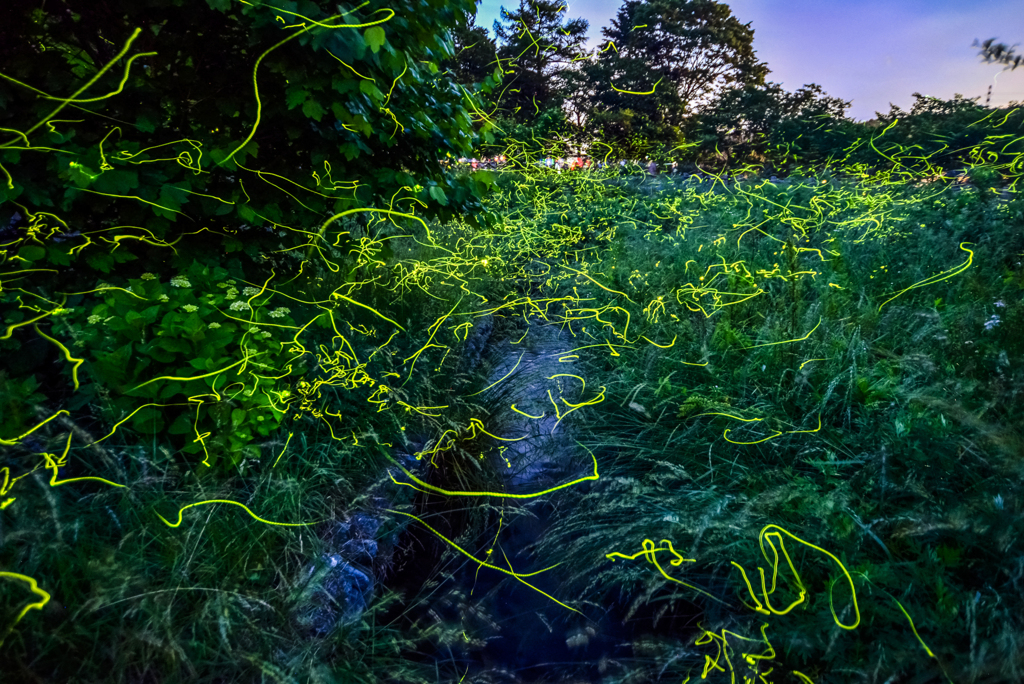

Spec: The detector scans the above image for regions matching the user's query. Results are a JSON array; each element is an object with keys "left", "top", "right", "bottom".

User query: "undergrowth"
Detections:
[{"left": 3, "top": 135, "right": 1024, "bottom": 683}]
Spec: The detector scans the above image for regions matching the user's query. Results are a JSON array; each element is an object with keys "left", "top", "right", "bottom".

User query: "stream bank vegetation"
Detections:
[
  {"left": 5, "top": 123, "right": 1023, "bottom": 682},
  {"left": 2, "top": 3, "right": 1024, "bottom": 682}
]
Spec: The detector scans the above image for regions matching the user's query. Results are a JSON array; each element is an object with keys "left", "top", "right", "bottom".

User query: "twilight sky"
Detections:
[{"left": 472, "top": 0, "right": 1024, "bottom": 122}]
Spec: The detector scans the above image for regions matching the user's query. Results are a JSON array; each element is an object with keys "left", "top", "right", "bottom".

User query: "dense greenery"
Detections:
[
  {"left": 492, "top": 0, "right": 588, "bottom": 125},
  {"left": 2, "top": 1, "right": 1024, "bottom": 683},
  {"left": 0, "top": 0, "right": 508, "bottom": 467}
]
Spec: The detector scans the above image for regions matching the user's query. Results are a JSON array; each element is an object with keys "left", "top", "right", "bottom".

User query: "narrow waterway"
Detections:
[
  {"left": 367, "top": 314, "right": 605, "bottom": 682},
  {"left": 380, "top": 314, "right": 681, "bottom": 683}
]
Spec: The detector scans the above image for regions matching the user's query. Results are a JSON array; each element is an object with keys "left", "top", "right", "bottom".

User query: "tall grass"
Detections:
[{"left": 3, "top": 143, "right": 1023, "bottom": 683}]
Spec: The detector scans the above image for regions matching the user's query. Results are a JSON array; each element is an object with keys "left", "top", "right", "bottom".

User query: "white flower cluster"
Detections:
[
  {"left": 229, "top": 300, "right": 250, "bottom": 311},
  {"left": 984, "top": 315, "right": 1001, "bottom": 330},
  {"left": 267, "top": 307, "right": 291, "bottom": 318},
  {"left": 242, "top": 286, "right": 261, "bottom": 296},
  {"left": 158, "top": 294, "right": 170, "bottom": 302},
  {"left": 224, "top": 287, "right": 238, "bottom": 300},
  {"left": 208, "top": 322, "right": 222, "bottom": 329},
  {"left": 170, "top": 276, "right": 192, "bottom": 288},
  {"left": 140, "top": 273, "right": 157, "bottom": 280},
  {"left": 87, "top": 314, "right": 102, "bottom": 325},
  {"left": 182, "top": 304, "right": 199, "bottom": 313}
]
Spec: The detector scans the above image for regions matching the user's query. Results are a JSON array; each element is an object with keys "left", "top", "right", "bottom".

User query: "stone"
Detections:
[
  {"left": 340, "top": 538, "right": 378, "bottom": 564},
  {"left": 291, "top": 553, "right": 374, "bottom": 636}
]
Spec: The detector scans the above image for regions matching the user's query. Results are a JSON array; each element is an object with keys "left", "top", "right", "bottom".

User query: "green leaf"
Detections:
[
  {"left": 94, "top": 343, "right": 134, "bottom": 387},
  {"left": 231, "top": 408, "right": 247, "bottom": 428},
  {"left": 93, "top": 169, "right": 139, "bottom": 195},
  {"left": 210, "top": 147, "right": 238, "bottom": 172},
  {"left": 140, "top": 343, "right": 176, "bottom": 363},
  {"left": 167, "top": 411, "right": 194, "bottom": 435},
  {"left": 156, "top": 337, "right": 191, "bottom": 354},
  {"left": 142, "top": 305, "right": 162, "bottom": 323},
  {"left": 301, "top": 97, "right": 326, "bottom": 122},
  {"left": 126, "top": 309, "right": 146, "bottom": 328},
  {"left": 131, "top": 406, "right": 165, "bottom": 434},
  {"left": 359, "top": 79, "right": 384, "bottom": 102},
  {"left": 237, "top": 204, "right": 257, "bottom": 223},
  {"left": 428, "top": 185, "right": 448, "bottom": 206},
  {"left": 155, "top": 184, "right": 188, "bottom": 221},
  {"left": 135, "top": 113, "right": 159, "bottom": 134},
  {"left": 181, "top": 313, "right": 204, "bottom": 337},
  {"left": 285, "top": 86, "right": 308, "bottom": 110},
  {"left": 233, "top": 138, "right": 259, "bottom": 165},
  {"left": 68, "top": 161, "right": 99, "bottom": 188},
  {"left": 364, "top": 26, "right": 386, "bottom": 54},
  {"left": 470, "top": 170, "right": 497, "bottom": 188},
  {"left": 85, "top": 251, "right": 115, "bottom": 273},
  {"left": 17, "top": 245, "right": 45, "bottom": 262},
  {"left": 46, "top": 244, "right": 73, "bottom": 267}
]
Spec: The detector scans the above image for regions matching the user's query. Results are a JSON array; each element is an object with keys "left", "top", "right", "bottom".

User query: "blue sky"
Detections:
[{"left": 472, "top": 0, "right": 1024, "bottom": 122}]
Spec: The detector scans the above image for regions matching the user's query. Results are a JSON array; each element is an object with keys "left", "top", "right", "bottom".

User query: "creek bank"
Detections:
[
  {"left": 287, "top": 303, "right": 703, "bottom": 681},
  {"left": 288, "top": 313, "right": 495, "bottom": 638}
]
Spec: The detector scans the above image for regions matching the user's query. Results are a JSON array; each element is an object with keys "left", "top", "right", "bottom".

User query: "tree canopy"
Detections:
[
  {"left": 0, "top": 0, "right": 503, "bottom": 251},
  {"left": 592, "top": 0, "right": 768, "bottom": 121},
  {"left": 492, "top": 0, "right": 589, "bottom": 123},
  {"left": 537, "top": 0, "right": 769, "bottom": 158},
  {"left": 442, "top": 6, "right": 500, "bottom": 86},
  {"left": 0, "top": 0, "right": 506, "bottom": 464}
]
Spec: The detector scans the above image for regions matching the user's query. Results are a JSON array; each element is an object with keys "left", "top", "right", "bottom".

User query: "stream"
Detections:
[
  {"left": 371, "top": 315, "right": 698, "bottom": 682},
  {"left": 286, "top": 309, "right": 704, "bottom": 680}
]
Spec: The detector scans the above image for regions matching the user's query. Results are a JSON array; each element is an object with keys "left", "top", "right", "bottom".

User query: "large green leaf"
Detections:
[
  {"left": 364, "top": 26, "right": 386, "bottom": 53},
  {"left": 428, "top": 185, "right": 448, "bottom": 205},
  {"left": 131, "top": 406, "right": 165, "bottom": 434},
  {"left": 134, "top": 112, "right": 160, "bottom": 133},
  {"left": 67, "top": 161, "right": 99, "bottom": 188},
  {"left": 285, "top": 86, "right": 308, "bottom": 110},
  {"left": 93, "top": 169, "right": 140, "bottom": 195},
  {"left": 17, "top": 245, "right": 45, "bottom": 262},
  {"left": 159, "top": 184, "right": 187, "bottom": 210},
  {"left": 359, "top": 79, "right": 384, "bottom": 103},
  {"left": 301, "top": 97, "right": 326, "bottom": 122}
]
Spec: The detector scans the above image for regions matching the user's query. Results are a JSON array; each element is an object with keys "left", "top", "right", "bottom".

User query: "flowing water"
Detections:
[
  {"left": 294, "top": 314, "right": 699, "bottom": 681},
  {"left": 378, "top": 315, "right": 688, "bottom": 683}
]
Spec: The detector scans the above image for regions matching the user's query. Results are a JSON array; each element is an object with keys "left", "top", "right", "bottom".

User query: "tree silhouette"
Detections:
[
  {"left": 492, "top": 0, "right": 589, "bottom": 123},
  {"left": 442, "top": 9, "right": 500, "bottom": 86},
  {"left": 594, "top": 0, "right": 769, "bottom": 121}
]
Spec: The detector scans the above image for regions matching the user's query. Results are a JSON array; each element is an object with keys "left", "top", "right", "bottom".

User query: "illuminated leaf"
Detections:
[
  {"left": 364, "top": 26, "right": 386, "bottom": 53},
  {"left": 359, "top": 79, "right": 384, "bottom": 102},
  {"left": 301, "top": 97, "right": 326, "bottom": 121},
  {"left": 428, "top": 185, "right": 448, "bottom": 205},
  {"left": 285, "top": 86, "right": 308, "bottom": 110}
]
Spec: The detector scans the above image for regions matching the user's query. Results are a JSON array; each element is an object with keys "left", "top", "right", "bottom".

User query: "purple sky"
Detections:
[{"left": 474, "top": 0, "right": 1024, "bottom": 122}]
